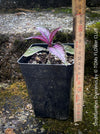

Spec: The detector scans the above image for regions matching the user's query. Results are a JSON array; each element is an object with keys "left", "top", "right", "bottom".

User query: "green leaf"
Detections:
[
  {"left": 63, "top": 45, "right": 74, "bottom": 55},
  {"left": 23, "top": 46, "right": 47, "bottom": 57}
]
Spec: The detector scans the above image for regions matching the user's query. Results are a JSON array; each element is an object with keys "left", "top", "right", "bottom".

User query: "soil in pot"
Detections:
[{"left": 28, "top": 51, "right": 74, "bottom": 65}]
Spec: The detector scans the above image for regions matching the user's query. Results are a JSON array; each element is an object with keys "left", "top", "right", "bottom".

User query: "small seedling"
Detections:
[{"left": 24, "top": 27, "right": 74, "bottom": 65}]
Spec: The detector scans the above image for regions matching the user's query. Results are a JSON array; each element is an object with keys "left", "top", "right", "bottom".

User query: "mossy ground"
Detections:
[
  {"left": 41, "top": 76, "right": 100, "bottom": 134},
  {"left": 0, "top": 81, "right": 30, "bottom": 113},
  {"left": 86, "top": 22, "right": 100, "bottom": 41},
  {"left": 86, "top": 12, "right": 100, "bottom": 21},
  {"left": 0, "top": 76, "right": 99, "bottom": 134},
  {"left": 0, "top": 7, "right": 72, "bottom": 14},
  {"left": 85, "top": 21, "right": 100, "bottom": 75},
  {"left": 0, "top": 6, "right": 100, "bottom": 19}
]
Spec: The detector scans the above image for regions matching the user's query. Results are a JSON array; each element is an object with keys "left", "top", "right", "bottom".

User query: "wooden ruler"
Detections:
[{"left": 72, "top": 0, "right": 86, "bottom": 122}]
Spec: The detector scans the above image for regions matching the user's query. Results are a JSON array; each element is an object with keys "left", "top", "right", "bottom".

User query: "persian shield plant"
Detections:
[{"left": 24, "top": 27, "right": 74, "bottom": 65}]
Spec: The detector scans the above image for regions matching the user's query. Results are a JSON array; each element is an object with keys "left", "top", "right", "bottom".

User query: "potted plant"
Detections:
[{"left": 17, "top": 27, "right": 74, "bottom": 120}]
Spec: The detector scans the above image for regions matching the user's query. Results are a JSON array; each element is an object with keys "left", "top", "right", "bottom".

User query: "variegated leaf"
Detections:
[
  {"left": 63, "top": 45, "right": 74, "bottom": 55},
  {"left": 23, "top": 46, "right": 47, "bottom": 57},
  {"left": 26, "top": 35, "right": 49, "bottom": 44},
  {"left": 48, "top": 44, "right": 67, "bottom": 65},
  {"left": 49, "top": 27, "right": 60, "bottom": 44},
  {"left": 37, "top": 27, "right": 50, "bottom": 41}
]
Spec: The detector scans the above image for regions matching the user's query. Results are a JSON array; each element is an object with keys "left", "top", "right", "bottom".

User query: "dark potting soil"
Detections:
[{"left": 28, "top": 51, "right": 74, "bottom": 65}]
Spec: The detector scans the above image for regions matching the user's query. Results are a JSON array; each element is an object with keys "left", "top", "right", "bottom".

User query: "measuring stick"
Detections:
[{"left": 72, "top": 0, "right": 86, "bottom": 122}]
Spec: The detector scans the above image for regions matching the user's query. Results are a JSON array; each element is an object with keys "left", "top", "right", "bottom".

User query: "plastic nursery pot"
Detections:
[{"left": 17, "top": 43, "right": 74, "bottom": 120}]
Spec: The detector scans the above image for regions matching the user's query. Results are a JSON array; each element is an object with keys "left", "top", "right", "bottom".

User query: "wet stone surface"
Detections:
[
  {"left": 0, "top": 82, "right": 47, "bottom": 134},
  {"left": 0, "top": 11, "right": 99, "bottom": 34},
  {"left": 0, "top": 103, "right": 46, "bottom": 134},
  {"left": 0, "top": 12, "right": 73, "bottom": 34}
]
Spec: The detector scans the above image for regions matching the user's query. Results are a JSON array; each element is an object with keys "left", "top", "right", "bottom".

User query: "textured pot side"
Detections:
[{"left": 17, "top": 43, "right": 74, "bottom": 120}]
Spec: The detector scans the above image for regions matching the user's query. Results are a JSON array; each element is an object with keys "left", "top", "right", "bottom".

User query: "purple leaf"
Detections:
[
  {"left": 48, "top": 43, "right": 67, "bottom": 64},
  {"left": 26, "top": 35, "right": 49, "bottom": 44},
  {"left": 37, "top": 27, "right": 50, "bottom": 43},
  {"left": 49, "top": 27, "right": 60, "bottom": 44},
  {"left": 26, "top": 27, "right": 61, "bottom": 47}
]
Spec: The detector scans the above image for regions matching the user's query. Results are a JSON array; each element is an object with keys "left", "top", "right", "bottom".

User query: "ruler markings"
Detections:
[{"left": 73, "top": 0, "right": 86, "bottom": 122}]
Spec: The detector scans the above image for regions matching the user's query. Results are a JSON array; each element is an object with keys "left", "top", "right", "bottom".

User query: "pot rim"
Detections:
[{"left": 17, "top": 43, "right": 74, "bottom": 67}]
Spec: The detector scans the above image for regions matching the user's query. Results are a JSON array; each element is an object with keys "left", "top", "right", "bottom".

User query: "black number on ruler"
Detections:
[
  {"left": 78, "top": 62, "right": 81, "bottom": 65},
  {"left": 78, "top": 56, "right": 81, "bottom": 60},
  {"left": 78, "top": 66, "right": 81, "bottom": 70},
  {"left": 78, "top": 72, "right": 81, "bottom": 75},
  {"left": 78, "top": 52, "right": 81, "bottom": 55},
  {"left": 79, "top": 33, "right": 82, "bottom": 37},
  {"left": 79, "top": 39, "right": 82, "bottom": 43},
  {"left": 80, "top": 20, "right": 83, "bottom": 24}
]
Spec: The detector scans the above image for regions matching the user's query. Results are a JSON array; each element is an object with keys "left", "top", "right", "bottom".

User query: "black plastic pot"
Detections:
[{"left": 17, "top": 43, "right": 74, "bottom": 120}]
